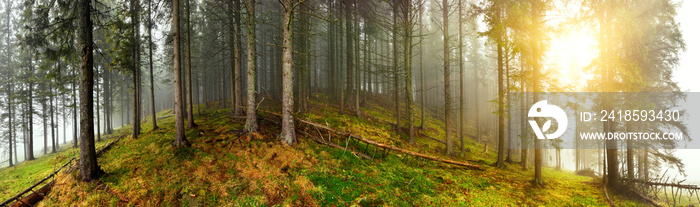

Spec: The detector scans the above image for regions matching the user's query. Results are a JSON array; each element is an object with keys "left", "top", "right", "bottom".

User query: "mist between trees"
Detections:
[{"left": 0, "top": 0, "right": 690, "bottom": 198}]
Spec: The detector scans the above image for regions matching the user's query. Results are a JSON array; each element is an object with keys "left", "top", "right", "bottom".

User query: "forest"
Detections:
[{"left": 0, "top": 0, "right": 697, "bottom": 206}]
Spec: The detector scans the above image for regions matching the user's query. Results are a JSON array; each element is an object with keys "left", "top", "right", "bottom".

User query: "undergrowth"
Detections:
[{"left": 0, "top": 100, "right": 647, "bottom": 206}]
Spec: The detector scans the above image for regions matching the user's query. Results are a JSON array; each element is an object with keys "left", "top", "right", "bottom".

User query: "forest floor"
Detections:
[{"left": 1, "top": 98, "right": 648, "bottom": 206}]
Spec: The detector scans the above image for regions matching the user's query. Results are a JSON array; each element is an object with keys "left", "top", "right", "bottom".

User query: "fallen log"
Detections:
[
  {"left": 97, "top": 134, "right": 125, "bottom": 157},
  {"left": 623, "top": 178, "right": 700, "bottom": 189},
  {"left": 156, "top": 114, "right": 175, "bottom": 120},
  {"left": 9, "top": 181, "right": 53, "bottom": 207},
  {"left": 259, "top": 110, "right": 483, "bottom": 170},
  {"left": 417, "top": 132, "right": 446, "bottom": 145},
  {"left": 1, "top": 158, "right": 75, "bottom": 207},
  {"left": 297, "top": 130, "right": 373, "bottom": 160}
]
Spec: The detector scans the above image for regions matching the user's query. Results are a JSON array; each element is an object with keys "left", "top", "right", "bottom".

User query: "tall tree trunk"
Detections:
[
  {"left": 327, "top": 0, "right": 335, "bottom": 96},
  {"left": 243, "top": 0, "right": 259, "bottom": 133},
  {"left": 95, "top": 66, "right": 101, "bottom": 142},
  {"left": 339, "top": 3, "right": 345, "bottom": 113},
  {"left": 104, "top": 64, "right": 113, "bottom": 134},
  {"left": 77, "top": 0, "right": 104, "bottom": 181},
  {"left": 521, "top": 68, "right": 528, "bottom": 170},
  {"left": 392, "top": 2, "right": 400, "bottom": 133},
  {"left": 131, "top": 0, "right": 141, "bottom": 139},
  {"left": 530, "top": 0, "right": 544, "bottom": 186},
  {"left": 5, "top": 0, "right": 12, "bottom": 167},
  {"left": 73, "top": 66, "right": 78, "bottom": 148},
  {"left": 495, "top": 3, "right": 506, "bottom": 168},
  {"left": 442, "top": 0, "right": 452, "bottom": 154},
  {"left": 6, "top": 83, "right": 12, "bottom": 166},
  {"left": 27, "top": 49, "right": 35, "bottom": 160},
  {"left": 43, "top": 100, "right": 47, "bottom": 154},
  {"left": 148, "top": 0, "right": 158, "bottom": 130},
  {"left": 400, "top": 1, "right": 413, "bottom": 144},
  {"left": 344, "top": 1, "right": 353, "bottom": 115},
  {"left": 354, "top": 1, "right": 360, "bottom": 118},
  {"left": 458, "top": 0, "right": 465, "bottom": 153},
  {"left": 603, "top": 0, "right": 619, "bottom": 190},
  {"left": 505, "top": 40, "right": 512, "bottom": 163},
  {"left": 626, "top": 123, "right": 634, "bottom": 178},
  {"left": 172, "top": 0, "right": 191, "bottom": 147},
  {"left": 280, "top": 0, "right": 297, "bottom": 145},
  {"left": 185, "top": 0, "right": 196, "bottom": 128},
  {"left": 419, "top": 7, "right": 425, "bottom": 131},
  {"left": 233, "top": 0, "right": 243, "bottom": 115}
]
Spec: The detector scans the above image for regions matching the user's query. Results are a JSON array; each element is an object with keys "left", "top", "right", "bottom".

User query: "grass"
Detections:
[
  {"left": 3, "top": 100, "right": 648, "bottom": 206},
  {"left": 0, "top": 130, "right": 124, "bottom": 202}
]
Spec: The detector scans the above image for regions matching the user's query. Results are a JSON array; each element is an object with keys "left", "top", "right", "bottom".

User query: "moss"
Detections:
[{"left": 1, "top": 102, "right": 648, "bottom": 206}]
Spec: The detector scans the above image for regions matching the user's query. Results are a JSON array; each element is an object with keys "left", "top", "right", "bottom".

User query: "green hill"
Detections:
[{"left": 1, "top": 102, "right": 646, "bottom": 206}]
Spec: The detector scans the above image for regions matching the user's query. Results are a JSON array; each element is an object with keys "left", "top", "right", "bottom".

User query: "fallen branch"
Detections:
[
  {"left": 97, "top": 134, "right": 125, "bottom": 158},
  {"left": 1, "top": 158, "right": 75, "bottom": 207},
  {"left": 156, "top": 114, "right": 175, "bottom": 120},
  {"left": 603, "top": 185, "right": 616, "bottom": 207},
  {"left": 624, "top": 178, "right": 700, "bottom": 190},
  {"left": 629, "top": 189, "right": 662, "bottom": 207},
  {"left": 259, "top": 110, "right": 483, "bottom": 170},
  {"left": 297, "top": 130, "right": 372, "bottom": 160},
  {"left": 417, "top": 132, "right": 446, "bottom": 145}
]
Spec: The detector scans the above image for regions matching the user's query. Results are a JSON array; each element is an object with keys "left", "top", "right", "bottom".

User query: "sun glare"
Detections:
[{"left": 548, "top": 28, "right": 597, "bottom": 90}]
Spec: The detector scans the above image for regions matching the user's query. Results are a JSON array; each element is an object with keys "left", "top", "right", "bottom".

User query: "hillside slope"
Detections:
[{"left": 3, "top": 101, "right": 646, "bottom": 206}]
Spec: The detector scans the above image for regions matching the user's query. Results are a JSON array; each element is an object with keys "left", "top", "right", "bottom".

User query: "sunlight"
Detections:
[{"left": 548, "top": 28, "right": 597, "bottom": 89}]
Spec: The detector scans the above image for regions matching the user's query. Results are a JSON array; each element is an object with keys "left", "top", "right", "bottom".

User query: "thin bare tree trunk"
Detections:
[
  {"left": 419, "top": 7, "right": 425, "bottom": 130},
  {"left": 400, "top": 1, "right": 413, "bottom": 144},
  {"left": 392, "top": 2, "right": 400, "bottom": 134},
  {"left": 495, "top": 3, "right": 506, "bottom": 168},
  {"left": 148, "top": 0, "right": 158, "bottom": 130},
  {"left": 458, "top": 0, "right": 465, "bottom": 153},
  {"left": 233, "top": 0, "right": 243, "bottom": 115},
  {"left": 185, "top": 0, "right": 196, "bottom": 128},
  {"left": 96, "top": 66, "right": 101, "bottom": 142},
  {"left": 442, "top": 0, "right": 452, "bottom": 154},
  {"left": 131, "top": 0, "right": 141, "bottom": 139}
]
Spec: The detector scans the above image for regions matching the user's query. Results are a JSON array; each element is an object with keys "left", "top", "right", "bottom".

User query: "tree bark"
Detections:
[
  {"left": 172, "top": 0, "right": 191, "bottom": 147},
  {"left": 400, "top": 1, "right": 413, "bottom": 144},
  {"left": 77, "top": 0, "right": 104, "bottom": 181},
  {"left": 442, "top": 0, "right": 452, "bottom": 154},
  {"left": 5, "top": 0, "right": 12, "bottom": 167},
  {"left": 148, "top": 0, "right": 158, "bottom": 130},
  {"left": 43, "top": 98, "right": 47, "bottom": 154},
  {"left": 458, "top": 0, "right": 465, "bottom": 153},
  {"left": 419, "top": 7, "right": 424, "bottom": 131},
  {"left": 27, "top": 49, "right": 35, "bottom": 160},
  {"left": 185, "top": 0, "right": 196, "bottom": 128},
  {"left": 131, "top": 0, "right": 141, "bottom": 139},
  {"left": 73, "top": 65, "right": 78, "bottom": 148},
  {"left": 354, "top": 1, "right": 360, "bottom": 118},
  {"left": 243, "top": 0, "right": 259, "bottom": 133},
  {"left": 392, "top": 2, "right": 400, "bottom": 134},
  {"left": 280, "top": 0, "right": 298, "bottom": 146},
  {"left": 344, "top": 0, "right": 353, "bottom": 115},
  {"left": 495, "top": 3, "right": 506, "bottom": 168},
  {"left": 233, "top": 0, "right": 243, "bottom": 115},
  {"left": 521, "top": 69, "right": 528, "bottom": 170},
  {"left": 95, "top": 65, "right": 101, "bottom": 142}
]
